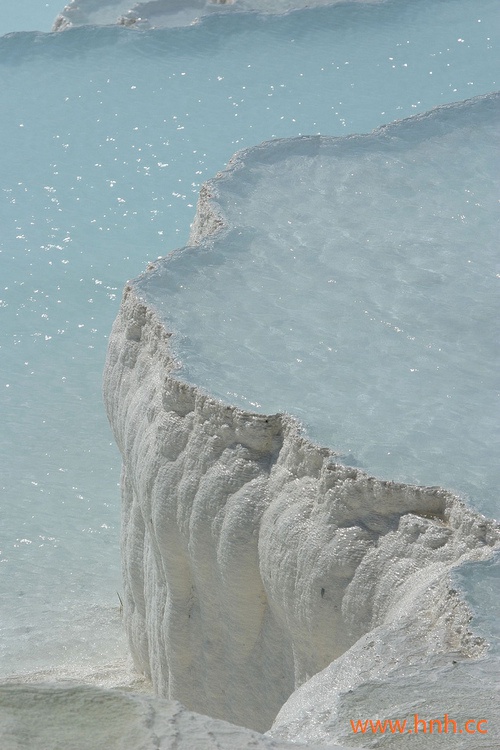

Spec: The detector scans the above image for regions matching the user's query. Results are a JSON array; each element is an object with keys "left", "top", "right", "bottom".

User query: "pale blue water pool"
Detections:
[
  {"left": 0, "top": 1, "right": 62, "bottom": 36},
  {"left": 1, "top": 0, "right": 498, "bottom": 680},
  {"left": 138, "top": 92, "right": 499, "bottom": 513}
]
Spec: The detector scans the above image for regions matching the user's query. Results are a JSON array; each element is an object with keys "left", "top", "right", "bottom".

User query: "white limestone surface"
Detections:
[
  {"left": 103, "top": 295, "right": 499, "bottom": 734},
  {"left": 0, "top": 684, "right": 346, "bottom": 750},
  {"left": 270, "top": 572, "right": 500, "bottom": 746}
]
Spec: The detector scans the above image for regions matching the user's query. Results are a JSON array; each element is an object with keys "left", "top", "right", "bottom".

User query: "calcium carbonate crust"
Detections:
[
  {"left": 53, "top": 0, "right": 384, "bottom": 32},
  {"left": 104, "top": 284, "right": 499, "bottom": 740},
  {"left": 103, "top": 111, "right": 500, "bottom": 742}
]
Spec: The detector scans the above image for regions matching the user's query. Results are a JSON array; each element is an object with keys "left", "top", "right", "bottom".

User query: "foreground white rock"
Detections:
[
  {"left": 104, "top": 288, "right": 499, "bottom": 735},
  {"left": 270, "top": 577, "right": 500, "bottom": 746},
  {"left": 103, "top": 95, "right": 500, "bottom": 740},
  {"left": 0, "top": 684, "right": 345, "bottom": 749}
]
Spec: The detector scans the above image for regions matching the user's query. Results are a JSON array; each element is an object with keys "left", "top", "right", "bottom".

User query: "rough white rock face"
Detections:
[
  {"left": 0, "top": 684, "right": 345, "bottom": 750},
  {"left": 103, "top": 283, "right": 499, "bottom": 733},
  {"left": 270, "top": 570, "right": 500, "bottom": 746}
]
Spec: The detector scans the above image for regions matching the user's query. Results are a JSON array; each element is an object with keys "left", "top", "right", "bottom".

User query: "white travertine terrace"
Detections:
[
  {"left": 103, "top": 96, "right": 500, "bottom": 738},
  {"left": 104, "top": 285, "right": 499, "bottom": 734},
  {"left": 53, "top": 0, "right": 382, "bottom": 31}
]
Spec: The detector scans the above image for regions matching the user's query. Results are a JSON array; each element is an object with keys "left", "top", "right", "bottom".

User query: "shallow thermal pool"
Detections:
[
  {"left": 136, "top": 93, "right": 499, "bottom": 514},
  {"left": 1, "top": 0, "right": 499, "bottom": 683}
]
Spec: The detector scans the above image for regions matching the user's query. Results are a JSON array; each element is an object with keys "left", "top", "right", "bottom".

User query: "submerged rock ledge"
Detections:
[
  {"left": 103, "top": 119, "right": 499, "bottom": 742},
  {"left": 52, "top": 0, "right": 369, "bottom": 32}
]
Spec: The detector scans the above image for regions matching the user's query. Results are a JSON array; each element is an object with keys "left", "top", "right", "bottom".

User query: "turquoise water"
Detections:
[
  {"left": 1, "top": 0, "right": 498, "bottom": 677},
  {"left": 0, "top": 1, "right": 62, "bottom": 35}
]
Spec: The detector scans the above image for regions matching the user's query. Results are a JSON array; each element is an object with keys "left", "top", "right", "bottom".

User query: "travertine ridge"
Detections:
[{"left": 103, "top": 280, "right": 499, "bottom": 734}]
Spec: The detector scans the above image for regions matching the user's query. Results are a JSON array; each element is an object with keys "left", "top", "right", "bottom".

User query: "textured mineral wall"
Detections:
[
  {"left": 103, "top": 96, "right": 500, "bottom": 737},
  {"left": 103, "top": 282, "right": 499, "bottom": 733}
]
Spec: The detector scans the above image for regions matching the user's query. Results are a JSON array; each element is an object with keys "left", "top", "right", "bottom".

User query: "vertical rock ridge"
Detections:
[{"left": 103, "top": 286, "right": 499, "bottom": 732}]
